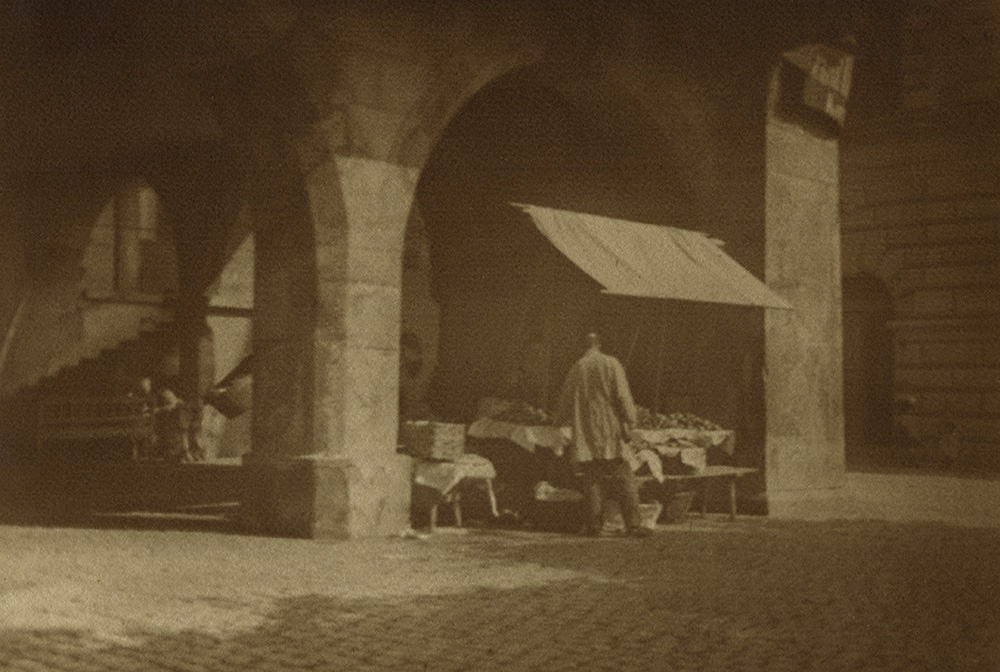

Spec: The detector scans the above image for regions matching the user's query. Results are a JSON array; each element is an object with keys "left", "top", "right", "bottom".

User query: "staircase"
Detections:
[
  {"left": 0, "top": 300, "right": 175, "bottom": 448},
  {"left": 36, "top": 302, "right": 174, "bottom": 394},
  {"left": 0, "top": 303, "right": 254, "bottom": 522}
]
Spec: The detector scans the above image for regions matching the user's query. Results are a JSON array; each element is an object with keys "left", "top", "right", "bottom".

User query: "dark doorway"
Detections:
[{"left": 842, "top": 275, "right": 894, "bottom": 466}]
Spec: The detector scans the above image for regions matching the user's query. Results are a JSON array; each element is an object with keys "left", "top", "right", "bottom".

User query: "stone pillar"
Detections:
[
  {"left": 763, "top": 51, "right": 847, "bottom": 508},
  {"left": 245, "top": 155, "right": 416, "bottom": 539}
]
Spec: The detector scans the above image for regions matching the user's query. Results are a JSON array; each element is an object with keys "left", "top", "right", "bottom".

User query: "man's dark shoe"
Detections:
[
  {"left": 627, "top": 526, "right": 653, "bottom": 538},
  {"left": 582, "top": 526, "right": 605, "bottom": 538}
]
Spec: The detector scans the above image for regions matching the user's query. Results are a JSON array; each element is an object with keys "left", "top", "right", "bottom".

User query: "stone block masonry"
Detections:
[{"left": 840, "top": 0, "right": 1000, "bottom": 470}]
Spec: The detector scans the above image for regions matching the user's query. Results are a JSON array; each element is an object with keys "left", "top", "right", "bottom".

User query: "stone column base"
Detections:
[
  {"left": 765, "top": 486, "right": 854, "bottom": 520},
  {"left": 240, "top": 453, "right": 413, "bottom": 539}
]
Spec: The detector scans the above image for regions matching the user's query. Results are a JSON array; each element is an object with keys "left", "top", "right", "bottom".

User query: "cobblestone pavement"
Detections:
[{"left": 1, "top": 513, "right": 998, "bottom": 672}]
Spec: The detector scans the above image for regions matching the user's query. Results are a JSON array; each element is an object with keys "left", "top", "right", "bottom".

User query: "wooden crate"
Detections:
[{"left": 400, "top": 421, "right": 465, "bottom": 461}]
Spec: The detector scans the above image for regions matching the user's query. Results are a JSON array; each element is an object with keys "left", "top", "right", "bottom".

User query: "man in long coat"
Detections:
[{"left": 557, "top": 332, "right": 650, "bottom": 537}]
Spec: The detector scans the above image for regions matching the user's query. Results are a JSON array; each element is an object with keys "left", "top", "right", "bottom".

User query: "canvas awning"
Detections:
[{"left": 512, "top": 204, "right": 793, "bottom": 310}]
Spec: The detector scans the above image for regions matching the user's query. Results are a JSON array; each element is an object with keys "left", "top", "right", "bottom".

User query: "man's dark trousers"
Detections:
[{"left": 577, "top": 458, "right": 642, "bottom": 533}]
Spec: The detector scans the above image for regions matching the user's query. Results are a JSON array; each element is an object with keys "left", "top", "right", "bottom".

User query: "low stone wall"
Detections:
[{"left": 2, "top": 456, "right": 247, "bottom": 522}]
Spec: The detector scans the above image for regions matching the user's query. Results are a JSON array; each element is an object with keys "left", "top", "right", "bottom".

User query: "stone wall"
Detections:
[
  {"left": 841, "top": 0, "right": 1000, "bottom": 470},
  {"left": 0, "top": 1, "right": 872, "bottom": 532},
  {"left": 0, "top": 174, "right": 177, "bottom": 400},
  {"left": 763, "top": 47, "right": 847, "bottom": 497}
]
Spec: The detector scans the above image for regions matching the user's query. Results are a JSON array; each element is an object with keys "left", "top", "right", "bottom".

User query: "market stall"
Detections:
[
  {"left": 467, "top": 416, "right": 569, "bottom": 455},
  {"left": 463, "top": 397, "right": 741, "bottom": 528},
  {"left": 416, "top": 204, "right": 791, "bottom": 531},
  {"left": 463, "top": 400, "right": 575, "bottom": 524},
  {"left": 503, "top": 205, "right": 789, "bottom": 527},
  {"left": 466, "top": 405, "right": 734, "bottom": 473}
]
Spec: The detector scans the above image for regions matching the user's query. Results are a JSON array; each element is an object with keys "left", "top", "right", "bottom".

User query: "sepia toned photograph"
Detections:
[{"left": 0, "top": 1, "right": 998, "bottom": 670}]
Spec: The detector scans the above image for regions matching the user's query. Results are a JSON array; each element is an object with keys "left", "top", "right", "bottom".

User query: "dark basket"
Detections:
[
  {"left": 660, "top": 490, "right": 696, "bottom": 524},
  {"left": 206, "top": 377, "right": 251, "bottom": 419}
]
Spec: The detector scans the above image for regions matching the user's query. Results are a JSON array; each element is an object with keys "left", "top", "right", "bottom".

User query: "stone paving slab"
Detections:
[
  {"left": 769, "top": 470, "right": 1000, "bottom": 528},
  {"left": 1, "top": 470, "right": 999, "bottom": 671},
  {"left": 1, "top": 513, "right": 999, "bottom": 671}
]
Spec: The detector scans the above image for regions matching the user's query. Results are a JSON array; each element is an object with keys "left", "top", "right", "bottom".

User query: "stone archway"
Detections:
[
  {"left": 0, "top": 0, "right": 877, "bottom": 533},
  {"left": 415, "top": 64, "right": 708, "bottom": 422},
  {"left": 415, "top": 38, "right": 803, "bottom": 519},
  {"left": 216, "top": 7, "right": 551, "bottom": 539}
]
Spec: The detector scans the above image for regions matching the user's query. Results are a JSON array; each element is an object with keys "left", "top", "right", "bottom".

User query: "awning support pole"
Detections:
[
  {"left": 625, "top": 316, "right": 641, "bottom": 370},
  {"left": 653, "top": 306, "right": 667, "bottom": 415}
]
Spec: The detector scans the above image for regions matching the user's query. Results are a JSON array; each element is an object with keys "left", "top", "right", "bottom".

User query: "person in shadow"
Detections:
[{"left": 556, "top": 332, "right": 650, "bottom": 538}]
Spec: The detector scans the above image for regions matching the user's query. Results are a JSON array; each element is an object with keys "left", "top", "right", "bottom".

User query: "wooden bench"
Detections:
[
  {"left": 639, "top": 466, "right": 758, "bottom": 520},
  {"left": 37, "top": 396, "right": 153, "bottom": 459}
]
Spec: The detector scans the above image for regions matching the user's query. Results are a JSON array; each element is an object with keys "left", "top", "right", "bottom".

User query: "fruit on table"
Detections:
[
  {"left": 493, "top": 401, "right": 554, "bottom": 426},
  {"left": 635, "top": 406, "right": 721, "bottom": 431}
]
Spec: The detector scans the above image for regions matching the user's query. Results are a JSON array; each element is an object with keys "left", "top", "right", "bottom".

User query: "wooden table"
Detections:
[
  {"left": 412, "top": 455, "right": 499, "bottom": 532},
  {"left": 641, "top": 466, "right": 758, "bottom": 521}
]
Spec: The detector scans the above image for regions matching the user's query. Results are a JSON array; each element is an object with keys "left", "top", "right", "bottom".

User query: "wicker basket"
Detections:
[{"left": 400, "top": 421, "right": 466, "bottom": 461}]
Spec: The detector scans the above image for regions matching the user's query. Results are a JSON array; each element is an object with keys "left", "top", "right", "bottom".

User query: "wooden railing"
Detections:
[{"left": 37, "top": 396, "right": 153, "bottom": 453}]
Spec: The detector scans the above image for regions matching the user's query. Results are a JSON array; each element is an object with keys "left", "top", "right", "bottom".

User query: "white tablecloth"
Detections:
[
  {"left": 412, "top": 454, "right": 499, "bottom": 518},
  {"left": 466, "top": 419, "right": 732, "bottom": 473},
  {"left": 632, "top": 428, "right": 735, "bottom": 454},
  {"left": 466, "top": 418, "right": 571, "bottom": 455},
  {"left": 413, "top": 454, "right": 497, "bottom": 495},
  {"left": 631, "top": 428, "right": 736, "bottom": 473}
]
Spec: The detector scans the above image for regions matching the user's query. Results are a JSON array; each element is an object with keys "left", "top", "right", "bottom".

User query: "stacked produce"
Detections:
[
  {"left": 489, "top": 401, "right": 720, "bottom": 431},
  {"left": 635, "top": 406, "right": 721, "bottom": 431},
  {"left": 630, "top": 435, "right": 656, "bottom": 453},
  {"left": 493, "top": 401, "right": 554, "bottom": 426}
]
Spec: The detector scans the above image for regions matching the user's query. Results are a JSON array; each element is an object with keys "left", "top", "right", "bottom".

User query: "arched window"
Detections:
[
  {"left": 113, "top": 181, "right": 176, "bottom": 298},
  {"left": 84, "top": 180, "right": 178, "bottom": 301}
]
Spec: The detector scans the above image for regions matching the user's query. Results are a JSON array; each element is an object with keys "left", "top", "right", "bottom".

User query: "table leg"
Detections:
[
  {"left": 429, "top": 503, "right": 438, "bottom": 532},
  {"left": 485, "top": 478, "right": 499, "bottom": 518},
  {"left": 729, "top": 479, "right": 737, "bottom": 520},
  {"left": 452, "top": 491, "right": 462, "bottom": 528},
  {"left": 701, "top": 482, "right": 709, "bottom": 517}
]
